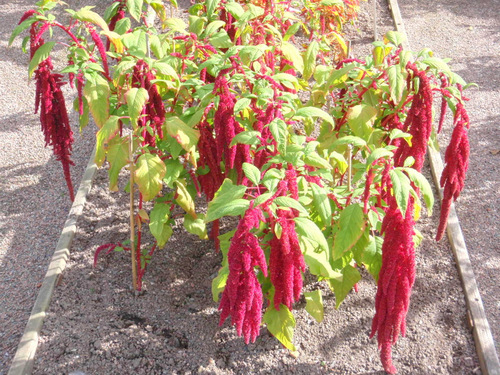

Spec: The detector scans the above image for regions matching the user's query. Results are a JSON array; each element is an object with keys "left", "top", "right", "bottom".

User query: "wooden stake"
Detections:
[{"left": 129, "top": 134, "right": 138, "bottom": 291}]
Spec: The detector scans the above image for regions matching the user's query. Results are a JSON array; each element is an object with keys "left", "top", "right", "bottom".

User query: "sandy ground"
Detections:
[{"left": 0, "top": 0, "right": 497, "bottom": 374}]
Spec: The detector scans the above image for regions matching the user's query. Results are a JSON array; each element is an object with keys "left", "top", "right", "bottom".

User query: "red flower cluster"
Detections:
[
  {"left": 394, "top": 63, "right": 433, "bottom": 172},
  {"left": 268, "top": 167, "right": 306, "bottom": 310},
  {"left": 219, "top": 206, "right": 268, "bottom": 343},
  {"left": 131, "top": 60, "right": 166, "bottom": 147},
  {"left": 370, "top": 198, "right": 416, "bottom": 374},
  {"left": 29, "top": 22, "right": 75, "bottom": 201},
  {"left": 436, "top": 102, "right": 470, "bottom": 241},
  {"left": 213, "top": 72, "right": 250, "bottom": 181}
]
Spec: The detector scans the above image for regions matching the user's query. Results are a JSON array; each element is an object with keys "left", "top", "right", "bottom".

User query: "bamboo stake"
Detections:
[{"left": 129, "top": 133, "right": 138, "bottom": 291}]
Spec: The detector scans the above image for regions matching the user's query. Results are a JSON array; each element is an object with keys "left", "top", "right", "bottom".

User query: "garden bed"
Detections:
[{"left": 26, "top": 1, "right": 482, "bottom": 374}]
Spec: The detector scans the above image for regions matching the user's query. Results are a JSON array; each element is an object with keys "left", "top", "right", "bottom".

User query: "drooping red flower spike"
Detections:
[
  {"left": 436, "top": 102, "right": 470, "bottom": 241},
  {"left": 30, "top": 22, "right": 75, "bottom": 201},
  {"left": 393, "top": 63, "right": 433, "bottom": 172},
  {"left": 370, "top": 198, "right": 416, "bottom": 374},
  {"left": 219, "top": 205, "right": 268, "bottom": 343}
]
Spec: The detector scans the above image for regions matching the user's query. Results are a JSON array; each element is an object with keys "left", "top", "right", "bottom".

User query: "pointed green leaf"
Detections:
[
  {"left": 303, "top": 40, "right": 319, "bottom": 80},
  {"left": 234, "top": 98, "right": 251, "bottom": 114},
  {"left": 212, "top": 266, "right": 228, "bottom": 302},
  {"left": 74, "top": 6, "right": 109, "bottom": 31},
  {"left": 333, "top": 204, "right": 366, "bottom": 260},
  {"left": 149, "top": 202, "right": 172, "bottom": 247},
  {"left": 311, "top": 183, "right": 332, "bottom": 227},
  {"left": 83, "top": 73, "right": 110, "bottom": 128},
  {"left": 328, "top": 264, "right": 361, "bottom": 308},
  {"left": 304, "top": 290, "right": 324, "bottom": 323},
  {"left": 127, "top": 0, "right": 144, "bottom": 22},
  {"left": 184, "top": 213, "right": 208, "bottom": 239},
  {"left": 10, "top": 17, "right": 37, "bottom": 47},
  {"left": 125, "top": 87, "right": 149, "bottom": 129},
  {"left": 295, "top": 106, "right": 334, "bottom": 126},
  {"left": 263, "top": 304, "right": 296, "bottom": 351},
  {"left": 230, "top": 130, "right": 260, "bottom": 146},
  {"left": 403, "top": 167, "right": 434, "bottom": 216},
  {"left": 281, "top": 41, "right": 303, "bottom": 74},
  {"left": 95, "top": 116, "right": 120, "bottom": 167},
  {"left": 205, "top": 179, "right": 249, "bottom": 222},
  {"left": 28, "top": 41, "right": 55, "bottom": 78},
  {"left": 107, "top": 138, "right": 129, "bottom": 191},
  {"left": 384, "top": 31, "right": 406, "bottom": 47},
  {"left": 388, "top": 65, "right": 405, "bottom": 103},
  {"left": 274, "top": 196, "right": 308, "bottom": 215},
  {"left": 366, "top": 148, "right": 393, "bottom": 166},
  {"left": 269, "top": 118, "right": 288, "bottom": 155},
  {"left": 346, "top": 104, "right": 377, "bottom": 138},
  {"left": 164, "top": 117, "right": 200, "bottom": 166},
  {"left": 390, "top": 168, "right": 411, "bottom": 216},
  {"left": 242, "top": 163, "right": 261, "bottom": 186},
  {"left": 175, "top": 179, "right": 196, "bottom": 219},
  {"left": 294, "top": 217, "right": 328, "bottom": 253},
  {"left": 134, "top": 152, "right": 166, "bottom": 201}
]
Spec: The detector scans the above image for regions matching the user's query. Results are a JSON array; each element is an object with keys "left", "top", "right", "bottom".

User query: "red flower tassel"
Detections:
[
  {"left": 370, "top": 198, "right": 415, "bottom": 374},
  {"left": 436, "top": 103, "right": 470, "bottom": 241},
  {"left": 219, "top": 206, "right": 268, "bottom": 343}
]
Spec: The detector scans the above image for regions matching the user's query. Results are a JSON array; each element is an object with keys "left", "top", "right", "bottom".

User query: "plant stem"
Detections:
[
  {"left": 129, "top": 133, "right": 138, "bottom": 291},
  {"left": 347, "top": 144, "right": 353, "bottom": 191}
]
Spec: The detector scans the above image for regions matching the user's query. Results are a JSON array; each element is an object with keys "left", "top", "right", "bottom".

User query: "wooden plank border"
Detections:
[
  {"left": 387, "top": 0, "right": 500, "bottom": 374},
  {"left": 8, "top": 148, "right": 97, "bottom": 375}
]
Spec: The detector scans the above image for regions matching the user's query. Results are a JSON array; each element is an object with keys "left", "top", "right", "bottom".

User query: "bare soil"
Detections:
[{"left": 24, "top": 1, "right": 485, "bottom": 374}]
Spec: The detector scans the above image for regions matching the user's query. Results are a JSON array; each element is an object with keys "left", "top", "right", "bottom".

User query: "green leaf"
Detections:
[
  {"left": 149, "top": 202, "right": 172, "bottom": 248},
  {"left": 281, "top": 41, "right": 304, "bottom": 74},
  {"left": 346, "top": 104, "right": 377, "bottom": 139},
  {"left": 107, "top": 138, "right": 129, "bottom": 191},
  {"left": 303, "top": 40, "right": 319, "bottom": 80},
  {"left": 9, "top": 17, "right": 37, "bottom": 47},
  {"left": 164, "top": 117, "right": 200, "bottom": 165},
  {"left": 127, "top": 0, "right": 144, "bottom": 22},
  {"left": 263, "top": 304, "right": 296, "bottom": 351},
  {"left": 304, "top": 152, "right": 332, "bottom": 170},
  {"left": 205, "top": 179, "right": 249, "bottom": 222},
  {"left": 83, "top": 73, "right": 110, "bottom": 128},
  {"left": 388, "top": 65, "right": 405, "bottom": 103},
  {"left": 184, "top": 213, "right": 208, "bottom": 239},
  {"left": 304, "top": 290, "right": 324, "bottom": 323},
  {"left": 421, "top": 57, "right": 453, "bottom": 81},
  {"left": 302, "top": 240, "right": 341, "bottom": 279},
  {"left": 274, "top": 196, "right": 308, "bottom": 215},
  {"left": 242, "top": 163, "right": 261, "bottom": 186},
  {"left": 224, "top": 2, "right": 245, "bottom": 19},
  {"left": 234, "top": 98, "right": 251, "bottom": 114},
  {"left": 210, "top": 30, "right": 233, "bottom": 48},
  {"left": 403, "top": 167, "right": 434, "bottom": 216},
  {"left": 389, "top": 168, "right": 411, "bottom": 216},
  {"left": 366, "top": 148, "right": 393, "bottom": 167},
  {"left": 95, "top": 116, "right": 120, "bottom": 167},
  {"left": 175, "top": 179, "right": 196, "bottom": 218},
  {"left": 230, "top": 130, "right": 260, "bottom": 146},
  {"left": 295, "top": 106, "right": 334, "bottom": 126},
  {"left": 125, "top": 87, "right": 149, "bottom": 129},
  {"left": 239, "top": 45, "right": 266, "bottom": 65},
  {"left": 134, "top": 152, "right": 166, "bottom": 201},
  {"left": 332, "top": 204, "right": 366, "bottom": 260},
  {"left": 74, "top": 6, "right": 109, "bottom": 31},
  {"left": 311, "top": 183, "right": 331, "bottom": 227},
  {"left": 294, "top": 217, "right": 328, "bottom": 253},
  {"left": 205, "top": 0, "right": 220, "bottom": 19},
  {"left": 331, "top": 136, "right": 366, "bottom": 148},
  {"left": 328, "top": 265, "right": 361, "bottom": 308},
  {"left": 269, "top": 118, "right": 288, "bottom": 155},
  {"left": 212, "top": 266, "right": 228, "bottom": 302},
  {"left": 384, "top": 31, "right": 406, "bottom": 47},
  {"left": 28, "top": 41, "right": 55, "bottom": 78}
]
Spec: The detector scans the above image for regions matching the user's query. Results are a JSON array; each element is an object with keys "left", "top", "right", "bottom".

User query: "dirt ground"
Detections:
[
  {"left": 18, "top": 1, "right": 488, "bottom": 374},
  {"left": 1, "top": 0, "right": 497, "bottom": 374}
]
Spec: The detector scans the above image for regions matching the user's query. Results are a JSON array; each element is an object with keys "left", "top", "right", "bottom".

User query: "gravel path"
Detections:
[
  {"left": 0, "top": 1, "right": 97, "bottom": 372},
  {"left": 0, "top": 0, "right": 498, "bottom": 374},
  {"left": 398, "top": 0, "right": 500, "bottom": 350}
]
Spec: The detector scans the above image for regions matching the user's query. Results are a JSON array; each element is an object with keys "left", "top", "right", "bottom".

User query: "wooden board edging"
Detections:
[
  {"left": 387, "top": 1, "right": 500, "bottom": 374},
  {"left": 7, "top": 147, "right": 97, "bottom": 375}
]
